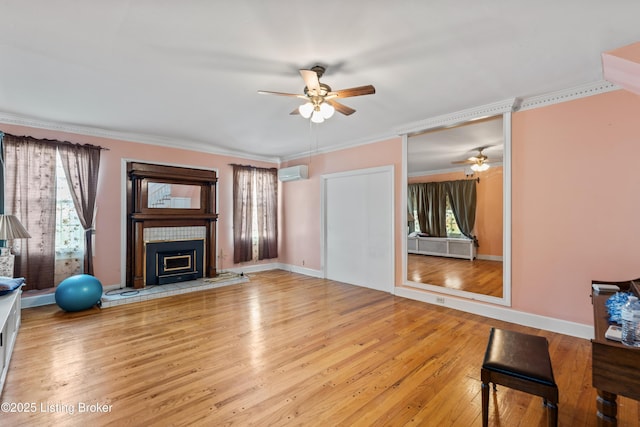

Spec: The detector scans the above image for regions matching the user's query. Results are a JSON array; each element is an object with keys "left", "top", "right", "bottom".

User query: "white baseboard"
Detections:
[
  {"left": 394, "top": 286, "right": 593, "bottom": 340},
  {"left": 21, "top": 283, "right": 126, "bottom": 309},
  {"left": 282, "top": 264, "right": 324, "bottom": 278},
  {"left": 21, "top": 293, "right": 56, "bottom": 308},
  {"left": 226, "top": 262, "right": 324, "bottom": 278},
  {"left": 225, "top": 262, "right": 281, "bottom": 275}
]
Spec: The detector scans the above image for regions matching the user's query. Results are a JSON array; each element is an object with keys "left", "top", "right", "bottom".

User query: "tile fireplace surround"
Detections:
[{"left": 144, "top": 226, "right": 206, "bottom": 242}]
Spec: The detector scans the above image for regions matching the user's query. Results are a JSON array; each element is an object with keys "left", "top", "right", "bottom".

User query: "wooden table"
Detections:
[{"left": 591, "top": 279, "right": 640, "bottom": 426}]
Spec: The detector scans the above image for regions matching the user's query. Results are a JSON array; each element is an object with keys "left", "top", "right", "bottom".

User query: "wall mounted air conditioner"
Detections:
[{"left": 278, "top": 165, "right": 308, "bottom": 182}]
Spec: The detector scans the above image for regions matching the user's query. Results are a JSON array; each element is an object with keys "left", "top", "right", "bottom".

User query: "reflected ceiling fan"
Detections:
[
  {"left": 258, "top": 65, "right": 375, "bottom": 123},
  {"left": 452, "top": 146, "right": 499, "bottom": 172}
]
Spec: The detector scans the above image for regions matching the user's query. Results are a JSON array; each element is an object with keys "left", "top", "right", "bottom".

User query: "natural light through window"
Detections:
[
  {"left": 445, "top": 196, "right": 462, "bottom": 237},
  {"left": 411, "top": 194, "right": 462, "bottom": 237},
  {"left": 55, "top": 151, "right": 83, "bottom": 257}
]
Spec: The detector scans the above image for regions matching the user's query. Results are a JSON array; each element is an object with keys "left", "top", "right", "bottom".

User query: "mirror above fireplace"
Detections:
[{"left": 147, "top": 182, "right": 201, "bottom": 209}]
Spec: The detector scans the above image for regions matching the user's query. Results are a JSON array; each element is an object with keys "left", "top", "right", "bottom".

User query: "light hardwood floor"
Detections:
[
  {"left": 407, "top": 254, "right": 503, "bottom": 298},
  {"left": 2, "top": 270, "right": 638, "bottom": 426}
]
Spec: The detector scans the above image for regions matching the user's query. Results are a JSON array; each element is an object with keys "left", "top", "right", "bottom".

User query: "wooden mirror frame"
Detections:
[{"left": 126, "top": 162, "right": 218, "bottom": 288}]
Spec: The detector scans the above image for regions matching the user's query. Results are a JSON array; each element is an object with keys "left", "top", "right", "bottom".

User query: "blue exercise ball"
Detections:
[{"left": 55, "top": 274, "right": 103, "bottom": 312}]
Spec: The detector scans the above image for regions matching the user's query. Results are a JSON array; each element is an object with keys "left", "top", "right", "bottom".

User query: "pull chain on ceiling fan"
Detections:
[{"left": 258, "top": 65, "right": 375, "bottom": 123}]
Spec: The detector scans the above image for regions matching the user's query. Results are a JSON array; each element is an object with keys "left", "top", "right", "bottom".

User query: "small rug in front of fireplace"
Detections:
[{"left": 100, "top": 272, "right": 248, "bottom": 308}]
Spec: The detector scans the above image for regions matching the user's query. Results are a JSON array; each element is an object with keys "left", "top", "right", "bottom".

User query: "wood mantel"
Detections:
[{"left": 126, "top": 162, "right": 218, "bottom": 288}]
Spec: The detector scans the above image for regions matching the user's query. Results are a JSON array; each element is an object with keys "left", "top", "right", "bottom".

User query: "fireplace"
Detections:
[
  {"left": 127, "top": 162, "right": 218, "bottom": 289},
  {"left": 145, "top": 239, "right": 204, "bottom": 285}
]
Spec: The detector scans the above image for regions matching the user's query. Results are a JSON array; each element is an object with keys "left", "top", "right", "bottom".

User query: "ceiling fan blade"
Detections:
[
  {"left": 258, "top": 90, "right": 306, "bottom": 99},
  {"left": 328, "top": 99, "right": 356, "bottom": 116},
  {"left": 451, "top": 159, "right": 474, "bottom": 165},
  {"left": 334, "top": 85, "right": 376, "bottom": 98},
  {"left": 289, "top": 107, "right": 300, "bottom": 115},
  {"left": 300, "top": 69, "right": 321, "bottom": 95}
]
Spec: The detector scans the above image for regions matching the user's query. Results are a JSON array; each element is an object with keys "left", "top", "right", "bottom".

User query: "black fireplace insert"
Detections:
[{"left": 145, "top": 239, "right": 204, "bottom": 285}]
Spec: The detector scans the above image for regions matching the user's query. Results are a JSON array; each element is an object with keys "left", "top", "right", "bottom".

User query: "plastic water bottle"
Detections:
[{"left": 621, "top": 295, "right": 640, "bottom": 347}]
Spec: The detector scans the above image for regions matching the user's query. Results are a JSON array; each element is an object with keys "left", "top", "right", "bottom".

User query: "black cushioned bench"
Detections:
[{"left": 481, "top": 328, "right": 559, "bottom": 427}]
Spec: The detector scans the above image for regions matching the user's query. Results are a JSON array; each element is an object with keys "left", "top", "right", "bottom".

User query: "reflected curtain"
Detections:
[
  {"left": 233, "top": 165, "right": 253, "bottom": 263},
  {"left": 408, "top": 182, "right": 447, "bottom": 237},
  {"left": 407, "top": 184, "right": 418, "bottom": 231},
  {"left": 3, "top": 135, "right": 57, "bottom": 290},
  {"left": 255, "top": 168, "right": 278, "bottom": 260},
  {"left": 58, "top": 143, "right": 101, "bottom": 275},
  {"left": 407, "top": 184, "right": 417, "bottom": 234},
  {"left": 445, "top": 179, "right": 478, "bottom": 245}
]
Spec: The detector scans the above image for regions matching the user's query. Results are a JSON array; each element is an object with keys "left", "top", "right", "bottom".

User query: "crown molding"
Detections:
[
  {"left": 514, "top": 79, "right": 619, "bottom": 111},
  {"left": 395, "top": 98, "right": 518, "bottom": 136},
  {"left": 0, "top": 111, "right": 281, "bottom": 164},
  {"left": 395, "top": 80, "right": 621, "bottom": 137}
]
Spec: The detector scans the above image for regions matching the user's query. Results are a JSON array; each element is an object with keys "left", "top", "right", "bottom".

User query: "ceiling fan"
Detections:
[
  {"left": 452, "top": 146, "right": 499, "bottom": 172},
  {"left": 258, "top": 65, "right": 375, "bottom": 123}
]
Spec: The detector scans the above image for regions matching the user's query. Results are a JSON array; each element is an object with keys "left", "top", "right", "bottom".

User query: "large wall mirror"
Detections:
[{"left": 401, "top": 104, "right": 512, "bottom": 306}]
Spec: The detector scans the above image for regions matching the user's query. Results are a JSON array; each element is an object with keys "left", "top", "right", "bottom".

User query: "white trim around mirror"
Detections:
[{"left": 400, "top": 101, "right": 514, "bottom": 307}]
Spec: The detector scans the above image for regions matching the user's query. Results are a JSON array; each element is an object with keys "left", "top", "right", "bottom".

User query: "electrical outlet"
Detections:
[{"left": 436, "top": 297, "right": 445, "bottom": 304}]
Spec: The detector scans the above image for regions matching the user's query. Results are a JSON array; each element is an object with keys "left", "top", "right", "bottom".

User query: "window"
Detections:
[
  {"left": 3, "top": 134, "right": 100, "bottom": 289},
  {"left": 411, "top": 194, "right": 462, "bottom": 237},
  {"left": 232, "top": 166, "right": 278, "bottom": 263},
  {"left": 55, "top": 152, "right": 84, "bottom": 256},
  {"left": 445, "top": 196, "right": 462, "bottom": 237}
]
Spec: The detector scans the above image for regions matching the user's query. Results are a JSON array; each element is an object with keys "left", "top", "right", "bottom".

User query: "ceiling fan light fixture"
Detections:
[
  {"left": 259, "top": 65, "right": 375, "bottom": 123},
  {"left": 299, "top": 102, "right": 313, "bottom": 118},
  {"left": 471, "top": 162, "right": 490, "bottom": 172},
  {"left": 320, "top": 102, "right": 335, "bottom": 119},
  {"left": 311, "top": 109, "right": 324, "bottom": 123}
]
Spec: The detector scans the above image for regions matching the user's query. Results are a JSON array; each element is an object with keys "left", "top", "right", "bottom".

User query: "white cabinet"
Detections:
[
  {"left": 408, "top": 236, "right": 476, "bottom": 260},
  {"left": 0, "top": 288, "right": 21, "bottom": 395}
]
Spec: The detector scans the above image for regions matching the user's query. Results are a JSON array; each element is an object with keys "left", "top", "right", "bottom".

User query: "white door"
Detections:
[{"left": 323, "top": 166, "right": 394, "bottom": 292}]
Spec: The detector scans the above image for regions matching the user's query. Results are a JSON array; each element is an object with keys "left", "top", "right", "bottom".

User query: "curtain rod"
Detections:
[
  {"left": 1, "top": 132, "right": 109, "bottom": 150},
  {"left": 229, "top": 163, "right": 277, "bottom": 171}
]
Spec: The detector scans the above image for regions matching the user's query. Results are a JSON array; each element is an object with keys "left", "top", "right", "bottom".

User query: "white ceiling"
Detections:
[
  {"left": 0, "top": 1, "right": 638, "bottom": 162},
  {"left": 408, "top": 116, "right": 504, "bottom": 175}
]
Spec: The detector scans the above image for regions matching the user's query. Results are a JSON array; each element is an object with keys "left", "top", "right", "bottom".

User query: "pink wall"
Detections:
[
  {"left": 280, "top": 138, "right": 403, "bottom": 273},
  {"left": 0, "top": 124, "right": 278, "bottom": 286},
  {"left": 512, "top": 89, "right": 640, "bottom": 324},
  {"left": 408, "top": 167, "right": 503, "bottom": 257}
]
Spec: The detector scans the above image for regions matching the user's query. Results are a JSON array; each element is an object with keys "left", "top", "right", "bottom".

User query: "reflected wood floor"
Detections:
[
  {"left": 408, "top": 254, "right": 503, "bottom": 298},
  {"left": 3, "top": 270, "right": 638, "bottom": 426}
]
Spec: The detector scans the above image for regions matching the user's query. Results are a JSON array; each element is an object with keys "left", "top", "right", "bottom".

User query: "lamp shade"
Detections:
[
  {"left": 299, "top": 102, "right": 314, "bottom": 119},
  {"left": 0, "top": 215, "right": 31, "bottom": 240},
  {"left": 470, "top": 163, "right": 490, "bottom": 172},
  {"left": 311, "top": 109, "right": 324, "bottom": 123},
  {"left": 320, "top": 102, "right": 335, "bottom": 119}
]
